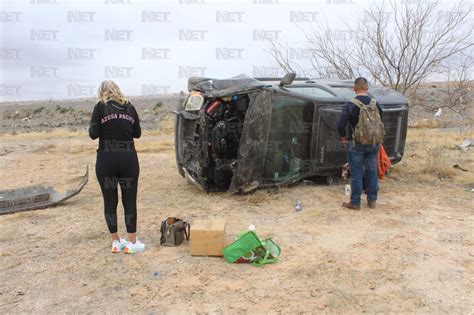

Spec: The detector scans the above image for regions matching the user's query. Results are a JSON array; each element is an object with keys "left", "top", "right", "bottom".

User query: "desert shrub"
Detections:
[
  {"left": 154, "top": 101, "right": 163, "bottom": 110},
  {"left": 409, "top": 118, "right": 446, "bottom": 129},
  {"left": 56, "top": 105, "right": 73, "bottom": 114},
  {"left": 423, "top": 146, "right": 456, "bottom": 179}
]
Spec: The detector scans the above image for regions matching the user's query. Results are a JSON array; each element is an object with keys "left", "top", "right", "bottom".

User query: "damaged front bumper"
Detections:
[{"left": 0, "top": 167, "right": 89, "bottom": 215}]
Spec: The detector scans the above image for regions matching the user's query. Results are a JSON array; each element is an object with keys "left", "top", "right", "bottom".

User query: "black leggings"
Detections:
[{"left": 96, "top": 151, "right": 139, "bottom": 233}]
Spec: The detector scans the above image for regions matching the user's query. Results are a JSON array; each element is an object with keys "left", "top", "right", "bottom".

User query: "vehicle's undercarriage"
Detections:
[{"left": 179, "top": 93, "right": 251, "bottom": 191}]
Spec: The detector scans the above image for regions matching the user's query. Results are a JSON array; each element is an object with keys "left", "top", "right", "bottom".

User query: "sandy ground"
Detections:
[{"left": 0, "top": 120, "right": 473, "bottom": 313}]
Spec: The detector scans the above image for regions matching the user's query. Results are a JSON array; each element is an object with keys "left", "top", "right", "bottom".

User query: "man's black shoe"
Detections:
[{"left": 342, "top": 202, "right": 361, "bottom": 210}]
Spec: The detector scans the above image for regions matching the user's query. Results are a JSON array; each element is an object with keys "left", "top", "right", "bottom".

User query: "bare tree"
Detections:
[
  {"left": 268, "top": 41, "right": 310, "bottom": 78},
  {"left": 438, "top": 53, "right": 473, "bottom": 118},
  {"left": 269, "top": 0, "right": 473, "bottom": 96}
]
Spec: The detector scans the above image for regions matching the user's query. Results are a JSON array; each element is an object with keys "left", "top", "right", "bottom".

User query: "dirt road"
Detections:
[{"left": 0, "top": 124, "right": 472, "bottom": 313}]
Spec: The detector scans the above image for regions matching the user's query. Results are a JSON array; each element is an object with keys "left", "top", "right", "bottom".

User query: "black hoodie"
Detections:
[{"left": 89, "top": 101, "right": 141, "bottom": 151}]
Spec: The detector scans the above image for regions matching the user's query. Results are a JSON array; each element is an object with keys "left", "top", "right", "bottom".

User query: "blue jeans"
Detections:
[{"left": 347, "top": 141, "right": 379, "bottom": 206}]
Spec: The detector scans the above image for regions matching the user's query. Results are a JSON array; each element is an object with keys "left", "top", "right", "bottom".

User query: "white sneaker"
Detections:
[
  {"left": 111, "top": 238, "right": 127, "bottom": 253},
  {"left": 124, "top": 239, "right": 145, "bottom": 254}
]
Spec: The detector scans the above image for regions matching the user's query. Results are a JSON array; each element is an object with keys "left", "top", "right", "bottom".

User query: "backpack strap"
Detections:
[
  {"left": 351, "top": 98, "right": 366, "bottom": 109},
  {"left": 351, "top": 97, "right": 376, "bottom": 109},
  {"left": 351, "top": 97, "right": 377, "bottom": 108}
]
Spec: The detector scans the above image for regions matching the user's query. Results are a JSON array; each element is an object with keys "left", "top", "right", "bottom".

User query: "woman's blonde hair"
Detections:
[{"left": 97, "top": 80, "right": 128, "bottom": 105}]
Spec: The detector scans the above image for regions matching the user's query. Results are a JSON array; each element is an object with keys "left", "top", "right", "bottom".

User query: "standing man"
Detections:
[{"left": 337, "top": 77, "right": 384, "bottom": 210}]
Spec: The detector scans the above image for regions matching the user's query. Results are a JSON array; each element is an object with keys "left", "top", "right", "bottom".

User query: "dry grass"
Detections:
[
  {"left": 423, "top": 146, "right": 457, "bottom": 178},
  {"left": 409, "top": 118, "right": 447, "bottom": 129},
  {"left": 136, "top": 139, "right": 174, "bottom": 153},
  {"left": 0, "top": 128, "right": 84, "bottom": 140},
  {"left": 389, "top": 128, "right": 474, "bottom": 185},
  {"left": 145, "top": 118, "right": 175, "bottom": 136}
]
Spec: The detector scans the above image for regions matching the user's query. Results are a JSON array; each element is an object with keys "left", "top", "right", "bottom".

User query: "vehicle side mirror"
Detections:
[{"left": 279, "top": 73, "right": 296, "bottom": 87}]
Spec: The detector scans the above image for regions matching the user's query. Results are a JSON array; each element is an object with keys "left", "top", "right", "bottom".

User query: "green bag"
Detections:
[{"left": 222, "top": 231, "right": 281, "bottom": 266}]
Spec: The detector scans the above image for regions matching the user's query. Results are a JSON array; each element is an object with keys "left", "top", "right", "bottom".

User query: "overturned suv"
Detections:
[{"left": 174, "top": 74, "right": 408, "bottom": 194}]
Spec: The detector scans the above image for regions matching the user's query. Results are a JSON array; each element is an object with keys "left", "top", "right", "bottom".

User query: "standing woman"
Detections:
[{"left": 89, "top": 80, "right": 145, "bottom": 254}]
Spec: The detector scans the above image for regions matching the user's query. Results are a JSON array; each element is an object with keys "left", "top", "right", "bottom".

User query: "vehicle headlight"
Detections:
[{"left": 185, "top": 93, "right": 204, "bottom": 111}]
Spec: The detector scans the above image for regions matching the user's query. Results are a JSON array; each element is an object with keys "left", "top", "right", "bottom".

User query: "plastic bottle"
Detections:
[{"left": 295, "top": 200, "right": 302, "bottom": 212}]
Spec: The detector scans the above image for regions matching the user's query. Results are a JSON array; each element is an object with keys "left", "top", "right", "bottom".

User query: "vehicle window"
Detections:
[
  {"left": 286, "top": 86, "right": 336, "bottom": 98},
  {"left": 263, "top": 95, "right": 314, "bottom": 183}
]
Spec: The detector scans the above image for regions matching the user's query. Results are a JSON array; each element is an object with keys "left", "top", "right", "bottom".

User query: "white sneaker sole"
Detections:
[{"left": 124, "top": 246, "right": 145, "bottom": 254}]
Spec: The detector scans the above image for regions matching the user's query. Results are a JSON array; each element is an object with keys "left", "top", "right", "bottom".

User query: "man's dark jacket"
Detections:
[{"left": 337, "top": 95, "right": 383, "bottom": 140}]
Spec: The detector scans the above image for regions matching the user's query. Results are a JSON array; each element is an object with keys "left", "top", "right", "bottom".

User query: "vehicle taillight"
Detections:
[{"left": 206, "top": 100, "right": 221, "bottom": 114}]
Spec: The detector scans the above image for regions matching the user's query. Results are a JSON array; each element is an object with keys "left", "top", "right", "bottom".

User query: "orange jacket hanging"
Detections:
[{"left": 378, "top": 144, "right": 392, "bottom": 180}]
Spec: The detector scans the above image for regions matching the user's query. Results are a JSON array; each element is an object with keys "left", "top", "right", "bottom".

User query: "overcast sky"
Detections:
[{"left": 0, "top": 0, "right": 464, "bottom": 101}]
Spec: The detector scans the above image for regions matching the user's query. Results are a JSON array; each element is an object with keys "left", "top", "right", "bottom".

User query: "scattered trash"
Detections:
[
  {"left": 434, "top": 108, "right": 442, "bottom": 117},
  {"left": 345, "top": 184, "right": 351, "bottom": 196},
  {"left": 457, "top": 139, "right": 474, "bottom": 151},
  {"left": 452, "top": 164, "right": 469, "bottom": 172},
  {"left": 295, "top": 200, "right": 302, "bottom": 212},
  {"left": 248, "top": 224, "right": 256, "bottom": 231},
  {"left": 223, "top": 231, "right": 281, "bottom": 266}
]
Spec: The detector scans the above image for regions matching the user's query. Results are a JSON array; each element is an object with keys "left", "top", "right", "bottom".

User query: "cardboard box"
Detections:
[{"left": 190, "top": 219, "right": 226, "bottom": 256}]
